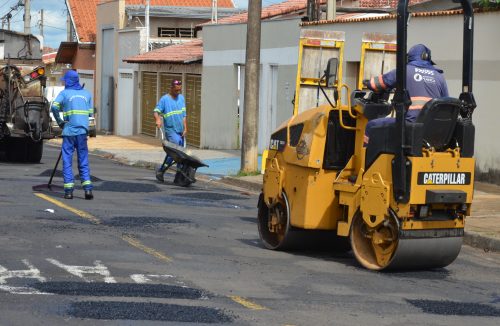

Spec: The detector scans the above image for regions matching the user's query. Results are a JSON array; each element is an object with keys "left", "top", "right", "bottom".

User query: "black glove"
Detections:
[{"left": 58, "top": 121, "right": 66, "bottom": 129}]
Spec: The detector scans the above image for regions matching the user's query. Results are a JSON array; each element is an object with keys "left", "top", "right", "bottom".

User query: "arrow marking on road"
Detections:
[
  {"left": 229, "top": 295, "right": 268, "bottom": 310},
  {"left": 34, "top": 193, "right": 101, "bottom": 225},
  {"left": 122, "top": 234, "right": 172, "bottom": 263},
  {"left": 46, "top": 258, "right": 116, "bottom": 283},
  {"left": 130, "top": 274, "right": 175, "bottom": 283}
]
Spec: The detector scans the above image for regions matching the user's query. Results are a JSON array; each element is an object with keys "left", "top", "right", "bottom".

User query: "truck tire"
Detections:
[
  {"left": 26, "top": 140, "right": 43, "bottom": 163},
  {"left": 5, "top": 138, "right": 43, "bottom": 163},
  {"left": 5, "top": 138, "right": 27, "bottom": 162}
]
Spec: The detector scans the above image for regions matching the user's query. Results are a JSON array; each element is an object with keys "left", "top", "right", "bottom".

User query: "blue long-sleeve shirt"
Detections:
[
  {"left": 366, "top": 60, "right": 449, "bottom": 122},
  {"left": 51, "top": 88, "right": 93, "bottom": 137}
]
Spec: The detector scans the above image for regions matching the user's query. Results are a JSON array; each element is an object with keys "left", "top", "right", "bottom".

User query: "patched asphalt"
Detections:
[
  {"left": 407, "top": 299, "right": 500, "bottom": 316},
  {"left": 33, "top": 282, "right": 206, "bottom": 299},
  {"left": 67, "top": 301, "right": 234, "bottom": 323}
]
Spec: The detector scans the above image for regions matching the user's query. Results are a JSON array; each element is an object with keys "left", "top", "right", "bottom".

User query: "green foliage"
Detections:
[
  {"left": 477, "top": 0, "right": 500, "bottom": 8},
  {"left": 235, "top": 170, "right": 261, "bottom": 177}
]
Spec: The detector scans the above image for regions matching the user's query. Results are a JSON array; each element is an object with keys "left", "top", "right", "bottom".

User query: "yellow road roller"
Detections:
[{"left": 258, "top": 0, "right": 477, "bottom": 270}]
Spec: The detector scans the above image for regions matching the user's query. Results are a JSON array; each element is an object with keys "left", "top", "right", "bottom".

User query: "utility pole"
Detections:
[
  {"left": 327, "top": 0, "right": 336, "bottom": 20},
  {"left": 24, "top": 0, "right": 31, "bottom": 34},
  {"left": 241, "top": 0, "right": 262, "bottom": 173},
  {"left": 67, "top": 10, "right": 71, "bottom": 41},
  {"left": 211, "top": 0, "right": 218, "bottom": 23},
  {"left": 145, "top": 0, "right": 150, "bottom": 52},
  {"left": 40, "top": 9, "right": 44, "bottom": 39}
]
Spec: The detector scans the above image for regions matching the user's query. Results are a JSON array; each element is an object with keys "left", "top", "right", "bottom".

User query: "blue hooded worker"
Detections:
[
  {"left": 363, "top": 44, "right": 449, "bottom": 146},
  {"left": 51, "top": 70, "right": 94, "bottom": 200}
]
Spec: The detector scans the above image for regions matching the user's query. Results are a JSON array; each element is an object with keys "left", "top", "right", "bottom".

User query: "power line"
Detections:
[
  {"left": 0, "top": 0, "right": 17, "bottom": 12},
  {"left": 43, "top": 24, "right": 65, "bottom": 31}
]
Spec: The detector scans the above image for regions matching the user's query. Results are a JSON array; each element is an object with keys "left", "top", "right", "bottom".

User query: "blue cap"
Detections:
[
  {"left": 60, "top": 70, "right": 79, "bottom": 82},
  {"left": 408, "top": 44, "right": 436, "bottom": 65}
]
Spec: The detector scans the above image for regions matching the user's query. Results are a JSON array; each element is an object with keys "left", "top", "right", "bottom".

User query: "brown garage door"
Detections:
[
  {"left": 159, "top": 73, "right": 182, "bottom": 96},
  {"left": 184, "top": 74, "right": 201, "bottom": 147},
  {"left": 141, "top": 72, "right": 157, "bottom": 136}
]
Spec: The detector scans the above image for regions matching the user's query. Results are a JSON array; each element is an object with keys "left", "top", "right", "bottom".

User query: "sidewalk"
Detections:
[{"left": 47, "top": 135, "right": 500, "bottom": 253}]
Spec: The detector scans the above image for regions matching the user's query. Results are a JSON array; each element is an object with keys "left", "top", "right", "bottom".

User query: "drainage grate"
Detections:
[
  {"left": 407, "top": 299, "right": 500, "bottom": 316},
  {"left": 172, "top": 192, "right": 244, "bottom": 201},
  {"left": 67, "top": 301, "right": 234, "bottom": 323},
  {"left": 93, "top": 181, "right": 161, "bottom": 193},
  {"left": 33, "top": 282, "right": 204, "bottom": 299},
  {"left": 104, "top": 216, "right": 190, "bottom": 227}
]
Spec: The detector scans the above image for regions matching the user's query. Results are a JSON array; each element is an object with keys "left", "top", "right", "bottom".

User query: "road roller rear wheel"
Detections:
[
  {"left": 350, "top": 213, "right": 399, "bottom": 270},
  {"left": 257, "top": 192, "right": 293, "bottom": 250}
]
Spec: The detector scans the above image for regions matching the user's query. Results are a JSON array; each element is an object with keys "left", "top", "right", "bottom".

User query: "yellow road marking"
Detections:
[
  {"left": 122, "top": 234, "right": 172, "bottom": 263},
  {"left": 34, "top": 192, "right": 101, "bottom": 225},
  {"left": 229, "top": 295, "right": 268, "bottom": 310}
]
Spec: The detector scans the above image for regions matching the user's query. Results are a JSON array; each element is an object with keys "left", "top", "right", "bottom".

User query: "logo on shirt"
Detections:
[
  {"left": 414, "top": 73, "right": 423, "bottom": 82},
  {"left": 415, "top": 68, "right": 435, "bottom": 75}
]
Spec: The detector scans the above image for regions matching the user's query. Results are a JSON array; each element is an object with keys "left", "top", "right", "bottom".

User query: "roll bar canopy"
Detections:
[{"left": 392, "top": 0, "right": 475, "bottom": 203}]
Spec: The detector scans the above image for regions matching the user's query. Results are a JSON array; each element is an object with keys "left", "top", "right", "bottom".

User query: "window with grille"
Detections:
[{"left": 157, "top": 27, "right": 196, "bottom": 38}]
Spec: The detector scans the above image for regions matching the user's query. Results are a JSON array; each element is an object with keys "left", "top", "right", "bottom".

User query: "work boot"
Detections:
[
  {"left": 64, "top": 192, "right": 73, "bottom": 200},
  {"left": 155, "top": 169, "right": 165, "bottom": 183},
  {"left": 84, "top": 190, "right": 94, "bottom": 200}
]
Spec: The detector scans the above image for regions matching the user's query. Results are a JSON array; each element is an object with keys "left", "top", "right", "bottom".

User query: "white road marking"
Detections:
[
  {"left": 130, "top": 274, "right": 175, "bottom": 284},
  {"left": 0, "top": 260, "right": 50, "bottom": 295},
  {"left": 46, "top": 259, "right": 116, "bottom": 283},
  {"left": 0, "top": 259, "right": 46, "bottom": 284},
  {"left": 0, "top": 285, "right": 51, "bottom": 295}
]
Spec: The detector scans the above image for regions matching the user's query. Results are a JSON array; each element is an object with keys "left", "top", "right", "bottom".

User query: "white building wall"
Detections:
[
  {"left": 201, "top": 18, "right": 301, "bottom": 151},
  {"left": 116, "top": 29, "right": 143, "bottom": 135}
]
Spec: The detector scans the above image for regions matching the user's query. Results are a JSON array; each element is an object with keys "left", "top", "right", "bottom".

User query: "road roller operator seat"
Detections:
[
  {"left": 365, "top": 97, "right": 462, "bottom": 168},
  {"left": 416, "top": 97, "right": 462, "bottom": 151}
]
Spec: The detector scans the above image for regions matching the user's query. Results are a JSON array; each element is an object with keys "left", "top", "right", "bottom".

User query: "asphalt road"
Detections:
[{"left": 0, "top": 145, "right": 500, "bottom": 325}]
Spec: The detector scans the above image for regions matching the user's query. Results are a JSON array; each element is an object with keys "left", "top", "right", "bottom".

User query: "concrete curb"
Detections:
[
  {"left": 217, "top": 176, "right": 262, "bottom": 193},
  {"left": 464, "top": 231, "right": 500, "bottom": 253}
]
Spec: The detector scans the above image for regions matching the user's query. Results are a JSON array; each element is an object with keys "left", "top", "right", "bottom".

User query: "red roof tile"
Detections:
[
  {"left": 208, "top": 0, "right": 310, "bottom": 25},
  {"left": 125, "top": 0, "right": 234, "bottom": 6},
  {"left": 42, "top": 52, "right": 58, "bottom": 64},
  {"left": 359, "top": 0, "right": 427, "bottom": 8},
  {"left": 301, "top": 7, "right": 500, "bottom": 26},
  {"left": 68, "top": 0, "right": 234, "bottom": 43},
  {"left": 123, "top": 38, "right": 203, "bottom": 63}
]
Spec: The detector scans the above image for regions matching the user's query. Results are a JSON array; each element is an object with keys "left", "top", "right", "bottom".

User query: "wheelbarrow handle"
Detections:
[{"left": 157, "top": 127, "right": 165, "bottom": 142}]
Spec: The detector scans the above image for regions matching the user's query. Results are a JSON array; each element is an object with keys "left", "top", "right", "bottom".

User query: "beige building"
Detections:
[{"left": 95, "top": 0, "right": 238, "bottom": 135}]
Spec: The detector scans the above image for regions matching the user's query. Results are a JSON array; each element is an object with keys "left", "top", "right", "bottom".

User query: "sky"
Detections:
[{"left": 0, "top": 0, "right": 286, "bottom": 50}]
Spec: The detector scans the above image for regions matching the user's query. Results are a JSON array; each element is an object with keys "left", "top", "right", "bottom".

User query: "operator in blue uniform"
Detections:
[
  {"left": 51, "top": 70, "right": 94, "bottom": 200},
  {"left": 363, "top": 44, "right": 449, "bottom": 145},
  {"left": 154, "top": 79, "right": 187, "bottom": 182}
]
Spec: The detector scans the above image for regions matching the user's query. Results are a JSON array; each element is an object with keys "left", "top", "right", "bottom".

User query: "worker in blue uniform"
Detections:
[
  {"left": 154, "top": 79, "right": 187, "bottom": 182},
  {"left": 363, "top": 44, "right": 449, "bottom": 145},
  {"left": 51, "top": 70, "right": 94, "bottom": 200}
]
